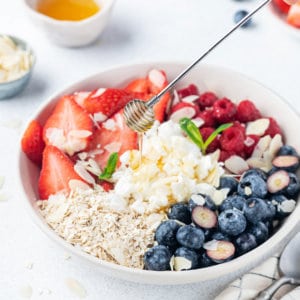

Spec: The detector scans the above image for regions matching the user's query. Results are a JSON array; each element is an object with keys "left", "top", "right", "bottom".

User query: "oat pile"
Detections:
[{"left": 37, "top": 187, "right": 165, "bottom": 269}]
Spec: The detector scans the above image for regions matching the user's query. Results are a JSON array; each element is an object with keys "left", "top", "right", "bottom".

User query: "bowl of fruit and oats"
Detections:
[{"left": 18, "top": 62, "right": 300, "bottom": 285}]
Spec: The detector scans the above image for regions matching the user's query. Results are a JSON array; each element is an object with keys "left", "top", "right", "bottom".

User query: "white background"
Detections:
[{"left": 0, "top": 0, "right": 299, "bottom": 299}]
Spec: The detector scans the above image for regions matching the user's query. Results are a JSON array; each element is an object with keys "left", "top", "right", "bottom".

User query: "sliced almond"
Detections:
[
  {"left": 251, "top": 135, "right": 272, "bottom": 158},
  {"left": 104, "top": 142, "right": 121, "bottom": 153},
  {"left": 65, "top": 278, "right": 87, "bottom": 299},
  {"left": 68, "top": 179, "right": 90, "bottom": 191},
  {"left": 74, "top": 162, "right": 95, "bottom": 184},
  {"left": 92, "top": 88, "right": 106, "bottom": 98},
  {"left": 93, "top": 112, "right": 108, "bottom": 123},
  {"left": 73, "top": 92, "right": 91, "bottom": 107},
  {"left": 246, "top": 118, "right": 270, "bottom": 136},
  {"left": 224, "top": 155, "right": 249, "bottom": 175},
  {"left": 68, "top": 130, "right": 92, "bottom": 139},
  {"left": 268, "top": 134, "right": 283, "bottom": 157}
]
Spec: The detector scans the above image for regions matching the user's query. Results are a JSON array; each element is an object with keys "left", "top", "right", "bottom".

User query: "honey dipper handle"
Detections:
[{"left": 146, "top": 0, "right": 271, "bottom": 108}]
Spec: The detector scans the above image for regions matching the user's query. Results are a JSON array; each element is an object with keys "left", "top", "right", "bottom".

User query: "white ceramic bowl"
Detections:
[
  {"left": 23, "top": 0, "right": 115, "bottom": 47},
  {"left": 18, "top": 63, "right": 300, "bottom": 290},
  {"left": 268, "top": 2, "right": 300, "bottom": 38}
]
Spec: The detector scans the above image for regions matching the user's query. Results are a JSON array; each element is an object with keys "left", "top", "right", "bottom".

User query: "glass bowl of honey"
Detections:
[{"left": 23, "top": 0, "right": 115, "bottom": 47}]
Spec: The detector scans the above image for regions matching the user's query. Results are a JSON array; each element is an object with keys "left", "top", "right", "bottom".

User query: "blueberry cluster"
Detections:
[{"left": 143, "top": 145, "right": 300, "bottom": 271}]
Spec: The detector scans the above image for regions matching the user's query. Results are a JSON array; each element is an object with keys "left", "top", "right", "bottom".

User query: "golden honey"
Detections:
[{"left": 36, "top": 0, "right": 100, "bottom": 21}]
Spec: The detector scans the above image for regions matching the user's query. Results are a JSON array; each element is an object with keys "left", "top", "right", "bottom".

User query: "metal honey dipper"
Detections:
[{"left": 124, "top": 0, "right": 271, "bottom": 133}]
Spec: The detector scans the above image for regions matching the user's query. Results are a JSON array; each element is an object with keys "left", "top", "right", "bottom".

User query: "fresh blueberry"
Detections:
[
  {"left": 242, "top": 168, "right": 268, "bottom": 181},
  {"left": 198, "top": 251, "right": 215, "bottom": 268},
  {"left": 270, "top": 194, "right": 296, "bottom": 219},
  {"left": 204, "top": 195, "right": 217, "bottom": 211},
  {"left": 144, "top": 245, "right": 172, "bottom": 271},
  {"left": 173, "top": 247, "right": 199, "bottom": 271},
  {"left": 238, "top": 175, "right": 268, "bottom": 199},
  {"left": 192, "top": 206, "right": 218, "bottom": 229},
  {"left": 247, "top": 222, "right": 269, "bottom": 245},
  {"left": 265, "top": 200, "right": 276, "bottom": 221},
  {"left": 176, "top": 225, "right": 205, "bottom": 250},
  {"left": 243, "top": 197, "right": 269, "bottom": 224},
  {"left": 235, "top": 233, "right": 257, "bottom": 256},
  {"left": 218, "top": 176, "right": 238, "bottom": 195},
  {"left": 206, "top": 240, "right": 236, "bottom": 263},
  {"left": 218, "top": 209, "right": 247, "bottom": 236},
  {"left": 277, "top": 145, "right": 299, "bottom": 157},
  {"left": 211, "top": 231, "right": 231, "bottom": 242},
  {"left": 233, "top": 10, "right": 252, "bottom": 28},
  {"left": 203, "top": 228, "right": 214, "bottom": 241},
  {"left": 168, "top": 203, "right": 191, "bottom": 224},
  {"left": 264, "top": 220, "right": 274, "bottom": 235},
  {"left": 285, "top": 173, "right": 300, "bottom": 198},
  {"left": 155, "top": 220, "right": 181, "bottom": 248},
  {"left": 219, "top": 195, "right": 246, "bottom": 212}
]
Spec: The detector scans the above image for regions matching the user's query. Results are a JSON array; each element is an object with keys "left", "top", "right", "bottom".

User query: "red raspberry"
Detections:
[
  {"left": 219, "top": 150, "right": 235, "bottom": 162},
  {"left": 212, "top": 98, "right": 237, "bottom": 124},
  {"left": 177, "top": 84, "right": 199, "bottom": 99},
  {"left": 200, "top": 127, "right": 220, "bottom": 153},
  {"left": 220, "top": 127, "right": 244, "bottom": 154},
  {"left": 264, "top": 117, "right": 282, "bottom": 137},
  {"left": 198, "top": 92, "right": 218, "bottom": 108},
  {"left": 197, "top": 110, "right": 217, "bottom": 127},
  {"left": 236, "top": 100, "right": 261, "bottom": 123},
  {"left": 244, "top": 134, "right": 260, "bottom": 157},
  {"left": 232, "top": 121, "right": 246, "bottom": 138}
]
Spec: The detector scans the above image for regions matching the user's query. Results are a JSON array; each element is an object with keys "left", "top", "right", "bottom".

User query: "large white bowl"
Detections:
[{"left": 18, "top": 63, "right": 300, "bottom": 291}]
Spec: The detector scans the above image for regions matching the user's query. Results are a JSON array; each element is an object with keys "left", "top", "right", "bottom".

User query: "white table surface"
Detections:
[{"left": 0, "top": 0, "right": 299, "bottom": 299}]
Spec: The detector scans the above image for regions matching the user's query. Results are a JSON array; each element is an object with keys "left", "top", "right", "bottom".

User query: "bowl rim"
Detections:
[
  {"left": 22, "top": 0, "right": 115, "bottom": 25},
  {"left": 0, "top": 34, "right": 36, "bottom": 86},
  {"left": 17, "top": 61, "right": 300, "bottom": 284}
]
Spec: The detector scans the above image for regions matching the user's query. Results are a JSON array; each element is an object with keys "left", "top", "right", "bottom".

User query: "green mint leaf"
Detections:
[
  {"left": 179, "top": 117, "right": 204, "bottom": 149},
  {"left": 99, "top": 152, "right": 118, "bottom": 181},
  {"left": 203, "top": 123, "right": 233, "bottom": 154}
]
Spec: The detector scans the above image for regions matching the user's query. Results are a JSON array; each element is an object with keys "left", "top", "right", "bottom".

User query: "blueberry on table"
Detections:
[
  {"left": 243, "top": 197, "right": 269, "bottom": 224},
  {"left": 144, "top": 245, "right": 172, "bottom": 271},
  {"left": 218, "top": 209, "right": 247, "bottom": 236},
  {"left": 235, "top": 233, "right": 257, "bottom": 256},
  {"left": 218, "top": 176, "right": 238, "bottom": 195},
  {"left": 167, "top": 203, "right": 191, "bottom": 224},
  {"left": 242, "top": 168, "right": 268, "bottom": 181},
  {"left": 206, "top": 240, "right": 235, "bottom": 263},
  {"left": 247, "top": 222, "right": 269, "bottom": 245},
  {"left": 192, "top": 206, "right": 218, "bottom": 229},
  {"left": 219, "top": 195, "right": 246, "bottom": 212},
  {"left": 277, "top": 145, "right": 299, "bottom": 157},
  {"left": 176, "top": 225, "right": 205, "bottom": 250},
  {"left": 233, "top": 10, "right": 252, "bottom": 28},
  {"left": 173, "top": 247, "right": 199, "bottom": 271},
  {"left": 155, "top": 220, "right": 181, "bottom": 248},
  {"left": 272, "top": 155, "right": 299, "bottom": 173},
  {"left": 238, "top": 174, "right": 268, "bottom": 199},
  {"left": 270, "top": 194, "right": 296, "bottom": 219}
]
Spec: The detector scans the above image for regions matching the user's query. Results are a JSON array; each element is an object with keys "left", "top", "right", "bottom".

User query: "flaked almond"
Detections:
[
  {"left": 246, "top": 118, "right": 270, "bottom": 136},
  {"left": 224, "top": 155, "right": 249, "bottom": 175},
  {"left": 103, "top": 119, "right": 116, "bottom": 131},
  {"left": 251, "top": 135, "right": 272, "bottom": 158},
  {"left": 68, "top": 130, "right": 92, "bottom": 139},
  {"left": 73, "top": 92, "right": 91, "bottom": 107},
  {"left": 269, "top": 134, "right": 283, "bottom": 157},
  {"left": 104, "top": 142, "right": 121, "bottom": 153},
  {"left": 93, "top": 112, "right": 107, "bottom": 123},
  {"left": 92, "top": 88, "right": 106, "bottom": 98},
  {"left": 148, "top": 69, "right": 165, "bottom": 88},
  {"left": 65, "top": 278, "right": 87, "bottom": 299},
  {"left": 181, "top": 95, "right": 199, "bottom": 103},
  {"left": 74, "top": 162, "right": 95, "bottom": 184},
  {"left": 170, "top": 106, "right": 197, "bottom": 122}
]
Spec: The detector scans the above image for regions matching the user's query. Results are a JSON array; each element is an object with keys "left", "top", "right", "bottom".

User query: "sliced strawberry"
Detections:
[
  {"left": 43, "top": 95, "right": 94, "bottom": 156},
  {"left": 87, "top": 109, "right": 138, "bottom": 170},
  {"left": 83, "top": 88, "right": 134, "bottom": 119},
  {"left": 287, "top": 3, "right": 300, "bottom": 27},
  {"left": 124, "top": 69, "right": 171, "bottom": 122},
  {"left": 38, "top": 145, "right": 87, "bottom": 199},
  {"left": 21, "top": 120, "right": 45, "bottom": 165},
  {"left": 125, "top": 78, "right": 149, "bottom": 94},
  {"left": 274, "top": 0, "right": 291, "bottom": 14}
]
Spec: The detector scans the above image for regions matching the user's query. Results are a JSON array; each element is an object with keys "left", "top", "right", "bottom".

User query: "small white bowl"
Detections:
[
  {"left": 268, "top": 2, "right": 300, "bottom": 38},
  {"left": 18, "top": 63, "right": 300, "bottom": 294},
  {"left": 23, "top": 0, "right": 115, "bottom": 47}
]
